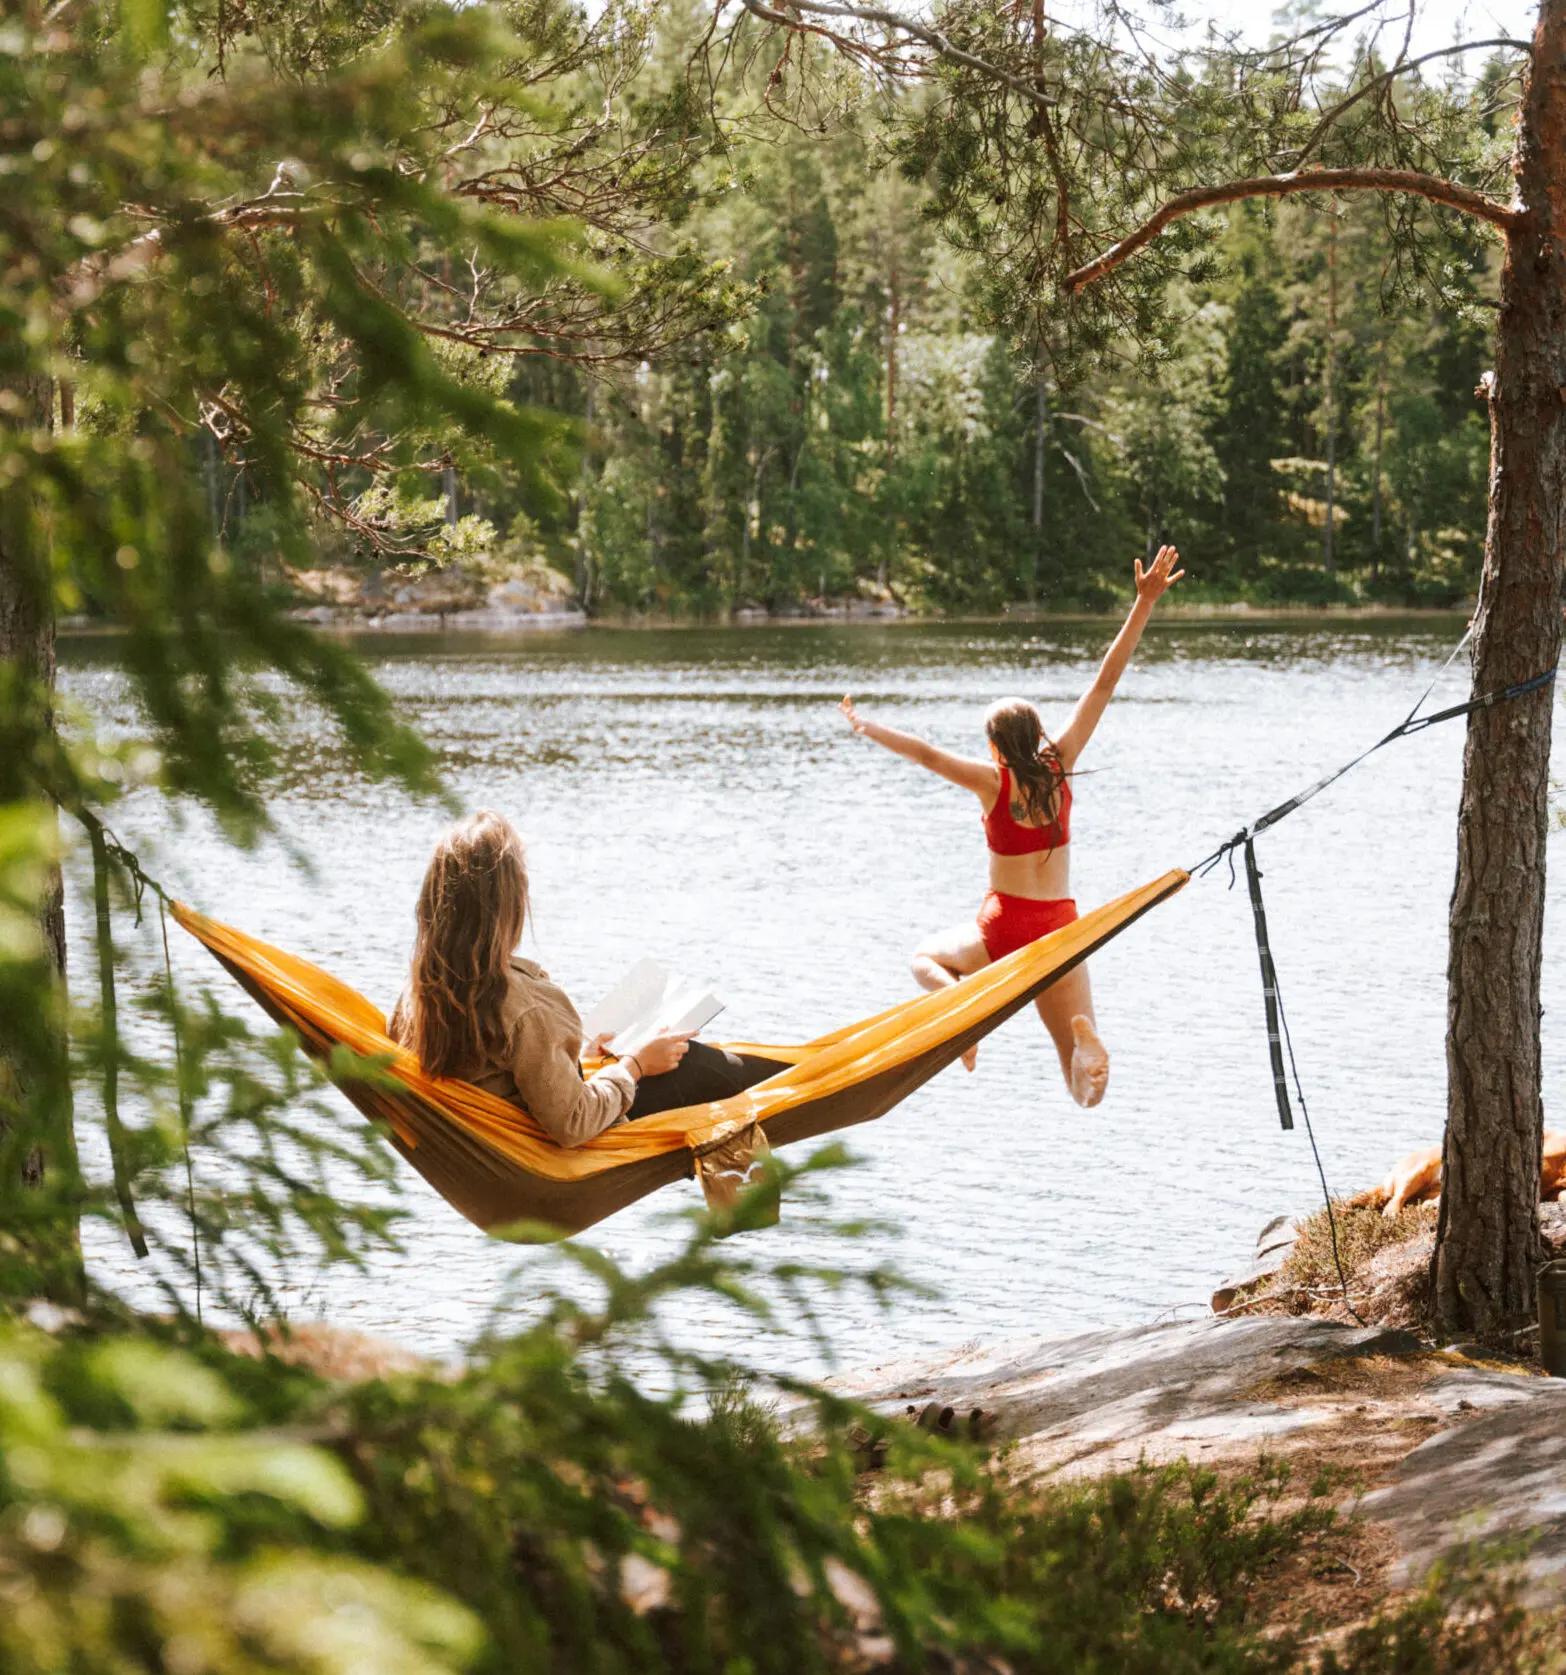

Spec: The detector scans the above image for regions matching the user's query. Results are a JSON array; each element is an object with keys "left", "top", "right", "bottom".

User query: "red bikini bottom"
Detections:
[{"left": 976, "top": 891, "right": 1079, "bottom": 962}]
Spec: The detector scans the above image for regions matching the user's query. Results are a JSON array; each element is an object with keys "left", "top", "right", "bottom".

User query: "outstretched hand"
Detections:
[
  {"left": 840, "top": 694, "right": 868, "bottom": 734},
  {"left": 1134, "top": 545, "right": 1185, "bottom": 605}
]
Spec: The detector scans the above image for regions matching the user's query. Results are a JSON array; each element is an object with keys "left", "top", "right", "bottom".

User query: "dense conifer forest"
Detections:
[{"left": 195, "top": 7, "right": 1505, "bottom": 616}]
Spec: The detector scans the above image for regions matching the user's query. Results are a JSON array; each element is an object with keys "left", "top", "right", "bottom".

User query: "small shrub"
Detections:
[
  {"left": 1285, "top": 1201, "right": 1435, "bottom": 1295},
  {"left": 1315, "top": 1550, "right": 1553, "bottom": 1674},
  {"left": 8, "top": 1207, "right": 1559, "bottom": 1672},
  {"left": 0, "top": 1325, "right": 480, "bottom": 1675},
  {"left": 325, "top": 1205, "right": 1338, "bottom": 1675}
]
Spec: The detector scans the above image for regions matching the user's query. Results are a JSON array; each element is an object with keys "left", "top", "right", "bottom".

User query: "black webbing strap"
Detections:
[
  {"left": 1242, "top": 836, "right": 1292, "bottom": 1132},
  {"left": 1246, "top": 663, "right": 1558, "bottom": 844},
  {"left": 1190, "top": 637, "right": 1554, "bottom": 1322},
  {"left": 1194, "top": 661, "right": 1558, "bottom": 874},
  {"left": 1195, "top": 652, "right": 1558, "bottom": 1134}
]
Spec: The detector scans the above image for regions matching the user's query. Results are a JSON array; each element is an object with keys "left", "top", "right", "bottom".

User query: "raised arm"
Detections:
[
  {"left": 840, "top": 696, "right": 999, "bottom": 799},
  {"left": 1053, "top": 546, "right": 1184, "bottom": 769}
]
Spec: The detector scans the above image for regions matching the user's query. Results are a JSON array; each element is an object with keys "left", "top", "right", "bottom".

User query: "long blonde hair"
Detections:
[{"left": 403, "top": 811, "right": 529, "bottom": 1078}]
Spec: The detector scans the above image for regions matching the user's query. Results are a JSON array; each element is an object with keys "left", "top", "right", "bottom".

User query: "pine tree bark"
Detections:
[
  {"left": 1322, "top": 213, "right": 1337, "bottom": 572},
  {"left": 1031, "top": 365, "right": 1047, "bottom": 600},
  {"left": 0, "top": 377, "right": 86, "bottom": 1306},
  {"left": 1371, "top": 336, "right": 1386, "bottom": 565},
  {"left": 1435, "top": 0, "right": 1566, "bottom": 1338},
  {"left": 0, "top": 375, "right": 67, "bottom": 1029}
]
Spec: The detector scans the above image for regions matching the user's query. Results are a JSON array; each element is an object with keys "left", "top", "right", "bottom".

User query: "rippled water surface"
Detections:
[{"left": 58, "top": 616, "right": 1566, "bottom": 1367}]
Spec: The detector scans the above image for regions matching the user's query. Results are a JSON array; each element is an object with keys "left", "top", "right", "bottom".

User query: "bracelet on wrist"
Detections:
[{"left": 627, "top": 1053, "right": 643, "bottom": 1079}]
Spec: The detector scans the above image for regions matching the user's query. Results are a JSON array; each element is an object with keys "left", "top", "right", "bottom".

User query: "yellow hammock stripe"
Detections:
[{"left": 173, "top": 868, "right": 1186, "bottom": 1237}]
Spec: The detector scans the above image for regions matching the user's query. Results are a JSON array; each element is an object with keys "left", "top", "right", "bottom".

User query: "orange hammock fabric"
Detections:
[{"left": 173, "top": 868, "right": 1187, "bottom": 1238}]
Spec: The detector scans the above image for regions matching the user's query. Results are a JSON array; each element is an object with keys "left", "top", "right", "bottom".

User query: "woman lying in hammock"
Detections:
[
  {"left": 388, "top": 812, "right": 781, "bottom": 1147},
  {"left": 839, "top": 545, "right": 1184, "bottom": 1106}
]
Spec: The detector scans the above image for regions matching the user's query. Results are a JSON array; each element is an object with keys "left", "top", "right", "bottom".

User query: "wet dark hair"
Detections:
[{"left": 984, "top": 697, "right": 1067, "bottom": 830}]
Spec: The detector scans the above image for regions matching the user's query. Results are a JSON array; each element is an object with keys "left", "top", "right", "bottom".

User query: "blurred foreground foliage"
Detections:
[{"left": 3, "top": 1188, "right": 1556, "bottom": 1675}]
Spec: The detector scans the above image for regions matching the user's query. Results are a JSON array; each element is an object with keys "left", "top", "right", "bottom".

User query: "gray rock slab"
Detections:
[
  {"left": 1212, "top": 1215, "right": 1301, "bottom": 1313},
  {"left": 833, "top": 1315, "right": 1566, "bottom": 1599},
  {"left": 1362, "top": 1378, "right": 1566, "bottom": 1598},
  {"left": 829, "top": 1315, "right": 1422, "bottom": 1462},
  {"left": 1423, "top": 1367, "right": 1551, "bottom": 1414}
]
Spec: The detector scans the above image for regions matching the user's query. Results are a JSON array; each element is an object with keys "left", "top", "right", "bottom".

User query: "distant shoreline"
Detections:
[
  {"left": 56, "top": 598, "right": 1474, "bottom": 643},
  {"left": 579, "top": 601, "right": 1474, "bottom": 629}
]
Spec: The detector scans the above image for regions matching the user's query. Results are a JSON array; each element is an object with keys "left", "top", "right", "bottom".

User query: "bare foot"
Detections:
[
  {"left": 960, "top": 1043, "right": 978, "bottom": 1073},
  {"left": 1068, "top": 1015, "right": 1109, "bottom": 1107}
]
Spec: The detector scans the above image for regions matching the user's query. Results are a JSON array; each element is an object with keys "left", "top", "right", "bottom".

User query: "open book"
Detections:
[{"left": 579, "top": 958, "right": 725, "bottom": 1059}]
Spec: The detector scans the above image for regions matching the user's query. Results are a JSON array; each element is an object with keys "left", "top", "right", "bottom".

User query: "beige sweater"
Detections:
[{"left": 389, "top": 958, "right": 638, "bottom": 1149}]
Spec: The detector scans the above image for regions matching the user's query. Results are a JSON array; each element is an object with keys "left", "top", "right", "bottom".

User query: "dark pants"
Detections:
[{"left": 627, "top": 1041, "right": 786, "bottom": 1121}]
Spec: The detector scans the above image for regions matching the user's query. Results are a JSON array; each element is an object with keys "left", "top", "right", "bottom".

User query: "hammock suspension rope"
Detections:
[
  {"left": 73, "top": 811, "right": 202, "bottom": 1310},
  {"left": 1190, "top": 626, "right": 1558, "bottom": 1324}
]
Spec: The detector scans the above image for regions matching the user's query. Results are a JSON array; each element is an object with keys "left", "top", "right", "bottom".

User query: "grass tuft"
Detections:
[{"left": 1285, "top": 1202, "right": 1436, "bottom": 1294}]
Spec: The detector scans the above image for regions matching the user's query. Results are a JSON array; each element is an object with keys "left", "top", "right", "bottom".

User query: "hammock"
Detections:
[{"left": 172, "top": 868, "right": 1187, "bottom": 1238}]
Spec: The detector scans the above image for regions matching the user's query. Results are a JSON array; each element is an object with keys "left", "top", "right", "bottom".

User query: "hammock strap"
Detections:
[
  {"left": 77, "top": 809, "right": 166, "bottom": 919},
  {"left": 1197, "top": 652, "right": 1559, "bottom": 1096},
  {"left": 87, "top": 819, "right": 148, "bottom": 1259},
  {"left": 1242, "top": 838, "right": 1292, "bottom": 1134},
  {"left": 1199, "top": 635, "right": 1550, "bottom": 1324},
  {"left": 76, "top": 810, "right": 203, "bottom": 1301},
  {"left": 1194, "top": 653, "right": 1556, "bottom": 874},
  {"left": 1242, "top": 833, "right": 1363, "bottom": 1321},
  {"left": 159, "top": 895, "right": 203, "bottom": 1325}
]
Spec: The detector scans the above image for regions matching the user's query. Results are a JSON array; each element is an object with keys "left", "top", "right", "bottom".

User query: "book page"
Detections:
[
  {"left": 582, "top": 961, "right": 726, "bottom": 1059},
  {"left": 658, "top": 983, "right": 725, "bottom": 1040},
  {"left": 579, "top": 958, "right": 670, "bottom": 1043}
]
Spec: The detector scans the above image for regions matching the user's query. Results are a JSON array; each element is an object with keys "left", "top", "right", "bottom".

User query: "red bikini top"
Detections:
[{"left": 983, "top": 764, "right": 1071, "bottom": 856}]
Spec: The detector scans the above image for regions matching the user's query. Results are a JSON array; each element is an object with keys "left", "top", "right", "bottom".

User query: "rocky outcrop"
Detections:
[
  {"left": 828, "top": 1313, "right": 1566, "bottom": 1599},
  {"left": 1211, "top": 1213, "right": 1300, "bottom": 1312},
  {"left": 287, "top": 563, "right": 585, "bottom": 632}
]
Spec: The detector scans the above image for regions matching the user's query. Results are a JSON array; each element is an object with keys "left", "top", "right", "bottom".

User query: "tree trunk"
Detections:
[
  {"left": 577, "top": 378, "right": 595, "bottom": 606},
  {"left": 1371, "top": 334, "right": 1386, "bottom": 571},
  {"left": 1435, "top": 0, "right": 1566, "bottom": 1338},
  {"left": 1322, "top": 211, "right": 1337, "bottom": 572},
  {"left": 0, "top": 375, "right": 84, "bottom": 1300},
  {"left": 785, "top": 439, "right": 805, "bottom": 553},
  {"left": 0, "top": 549, "right": 68, "bottom": 1012},
  {"left": 882, "top": 257, "right": 898, "bottom": 595},
  {"left": 886, "top": 262, "right": 899, "bottom": 472},
  {"left": 0, "top": 375, "right": 67, "bottom": 1052},
  {"left": 1031, "top": 363, "right": 1048, "bottom": 600}
]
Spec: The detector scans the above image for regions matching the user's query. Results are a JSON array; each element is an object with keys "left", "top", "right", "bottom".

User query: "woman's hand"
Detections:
[
  {"left": 1134, "top": 545, "right": 1185, "bottom": 606},
  {"left": 632, "top": 1029, "right": 693, "bottom": 1078},
  {"left": 840, "top": 694, "right": 868, "bottom": 735}
]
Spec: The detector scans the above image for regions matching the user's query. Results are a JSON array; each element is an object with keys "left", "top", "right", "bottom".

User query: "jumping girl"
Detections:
[
  {"left": 839, "top": 546, "right": 1184, "bottom": 1107},
  {"left": 389, "top": 811, "right": 781, "bottom": 1147}
]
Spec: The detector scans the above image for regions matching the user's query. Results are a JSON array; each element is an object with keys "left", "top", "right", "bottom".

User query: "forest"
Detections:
[
  {"left": 548, "top": 178, "right": 1497, "bottom": 614},
  {"left": 201, "top": 4, "right": 1507, "bottom": 616}
]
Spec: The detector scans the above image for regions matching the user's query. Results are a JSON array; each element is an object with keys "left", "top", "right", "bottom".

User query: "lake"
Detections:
[{"left": 57, "top": 615, "right": 1566, "bottom": 1370}]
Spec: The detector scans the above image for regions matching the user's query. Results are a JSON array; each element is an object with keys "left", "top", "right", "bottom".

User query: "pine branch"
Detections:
[
  {"left": 736, "top": 0, "right": 1055, "bottom": 112},
  {"left": 1292, "top": 37, "right": 1533, "bottom": 167},
  {"left": 1063, "top": 168, "right": 1516, "bottom": 293},
  {"left": 69, "top": 193, "right": 316, "bottom": 306}
]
